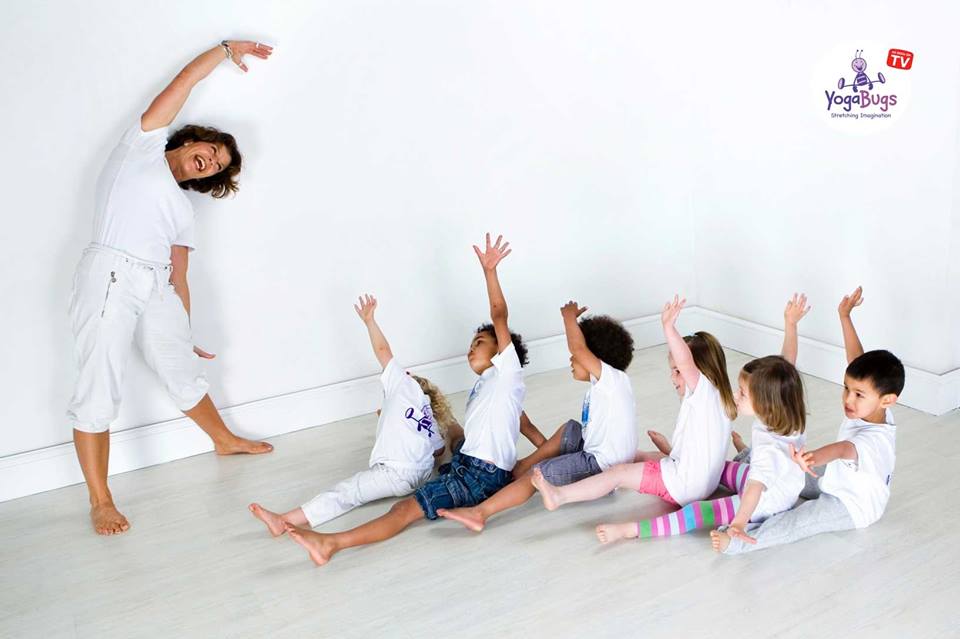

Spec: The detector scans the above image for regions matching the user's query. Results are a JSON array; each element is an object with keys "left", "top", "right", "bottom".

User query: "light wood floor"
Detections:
[{"left": 1, "top": 345, "right": 957, "bottom": 638}]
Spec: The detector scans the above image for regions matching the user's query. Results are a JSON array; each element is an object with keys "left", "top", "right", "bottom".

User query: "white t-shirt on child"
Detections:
[
  {"left": 460, "top": 342, "right": 526, "bottom": 471},
  {"left": 747, "top": 420, "right": 806, "bottom": 522},
  {"left": 818, "top": 409, "right": 896, "bottom": 529},
  {"left": 659, "top": 375, "right": 733, "bottom": 504},
  {"left": 580, "top": 361, "right": 638, "bottom": 470},
  {"left": 92, "top": 121, "right": 197, "bottom": 264},
  {"left": 368, "top": 359, "right": 445, "bottom": 473}
]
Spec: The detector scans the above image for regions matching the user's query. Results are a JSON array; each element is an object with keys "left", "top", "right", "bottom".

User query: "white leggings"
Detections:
[
  {"left": 67, "top": 245, "right": 209, "bottom": 433},
  {"left": 301, "top": 464, "right": 432, "bottom": 528}
]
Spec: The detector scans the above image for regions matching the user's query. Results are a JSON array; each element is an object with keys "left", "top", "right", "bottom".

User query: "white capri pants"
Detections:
[
  {"left": 67, "top": 244, "right": 209, "bottom": 433},
  {"left": 301, "top": 463, "right": 432, "bottom": 528}
]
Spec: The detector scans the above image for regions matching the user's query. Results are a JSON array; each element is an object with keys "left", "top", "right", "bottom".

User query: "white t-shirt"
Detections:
[
  {"left": 92, "top": 121, "right": 196, "bottom": 264},
  {"left": 580, "top": 361, "right": 638, "bottom": 470},
  {"left": 818, "top": 409, "right": 896, "bottom": 528},
  {"left": 659, "top": 375, "right": 733, "bottom": 504},
  {"left": 460, "top": 342, "right": 526, "bottom": 471},
  {"left": 747, "top": 420, "right": 806, "bottom": 522},
  {"left": 368, "top": 359, "right": 445, "bottom": 473}
]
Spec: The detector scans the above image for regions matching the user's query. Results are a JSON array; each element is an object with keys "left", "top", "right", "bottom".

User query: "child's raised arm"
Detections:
[
  {"left": 561, "top": 301, "right": 602, "bottom": 379},
  {"left": 838, "top": 286, "right": 865, "bottom": 364},
  {"left": 354, "top": 294, "right": 393, "bottom": 369},
  {"left": 781, "top": 293, "right": 811, "bottom": 365},
  {"left": 662, "top": 295, "right": 700, "bottom": 391},
  {"left": 473, "top": 233, "right": 513, "bottom": 353}
]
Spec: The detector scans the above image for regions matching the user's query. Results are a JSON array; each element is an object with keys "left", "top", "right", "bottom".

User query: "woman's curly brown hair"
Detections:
[{"left": 165, "top": 125, "right": 242, "bottom": 198}]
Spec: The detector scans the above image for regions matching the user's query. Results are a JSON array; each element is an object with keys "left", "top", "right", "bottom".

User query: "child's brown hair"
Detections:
[
  {"left": 684, "top": 331, "right": 738, "bottom": 421},
  {"left": 740, "top": 356, "right": 806, "bottom": 436}
]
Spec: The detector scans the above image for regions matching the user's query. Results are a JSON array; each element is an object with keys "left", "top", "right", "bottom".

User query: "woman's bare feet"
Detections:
[
  {"left": 595, "top": 522, "right": 638, "bottom": 544},
  {"left": 647, "top": 430, "right": 672, "bottom": 456},
  {"left": 215, "top": 437, "right": 274, "bottom": 455},
  {"left": 285, "top": 523, "right": 338, "bottom": 566},
  {"left": 249, "top": 503, "right": 290, "bottom": 537},
  {"left": 437, "top": 507, "right": 486, "bottom": 532},
  {"left": 731, "top": 431, "right": 746, "bottom": 453},
  {"left": 531, "top": 468, "right": 564, "bottom": 511},
  {"left": 91, "top": 502, "right": 130, "bottom": 535},
  {"left": 710, "top": 529, "right": 731, "bottom": 553}
]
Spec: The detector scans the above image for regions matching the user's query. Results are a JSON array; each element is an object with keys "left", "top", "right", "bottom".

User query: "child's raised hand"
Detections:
[
  {"left": 661, "top": 295, "right": 686, "bottom": 327},
  {"left": 790, "top": 444, "right": 819, "bottom": 478},
  {"left": 354, "top": 294, "right": 378, "bottom": 322},
  {"left": 560, "top": 300, "right": 588, "bottom": 321},
  {"left": 784, "top": 293, "right": 811, "bottom": 326},
  {"left": 473, "top": 233, "right": 512, "bottom": 271},
  {"left": 838, "top": 286, "right": 863, "bottom": 318}
]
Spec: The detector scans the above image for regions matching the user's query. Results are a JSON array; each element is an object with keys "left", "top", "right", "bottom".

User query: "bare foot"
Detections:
[
  {"left": 531, "top": 468, "right": 564, "bottom": 511},
  {"left": 731, "top": 431, "right": 746, "bottom": 453},
  {"left": 286, "top": 523, "right": 337, "bottom": 566},
  {"left": 91, "top": 502, "right": 130, "bottom": 535},
  {"left": 215, "top": 437, "right": 274, "bottom": 455},
  {"left": 647, "top": 430, "right": 672, "bottom": 456},
  {"left": 437, "top": 507, "right": 486, "bottom": 532},
  {"left": 249, "top": 503, "right": 289, "bottom": 537},
  {"left": 710, "top": 529, "right": 731, "bottom": 553},
  {"left": 595, "top": 522, "right": 638, "bottom": 545}
]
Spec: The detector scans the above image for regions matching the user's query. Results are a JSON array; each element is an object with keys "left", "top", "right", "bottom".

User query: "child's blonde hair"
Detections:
[
  {"left": 740, "top": 356, "right": 806, "bottom": 436},
  {"left": 683, "top": 331, "right": 738, "bottom": 421},
  {"left": 411, "top": 375, "right": 458, "bottom": 443}
]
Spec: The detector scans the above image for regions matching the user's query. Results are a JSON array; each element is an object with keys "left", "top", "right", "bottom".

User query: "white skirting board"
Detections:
[{"left": 1, "top": 307, "right": 955, "bottom": 503}]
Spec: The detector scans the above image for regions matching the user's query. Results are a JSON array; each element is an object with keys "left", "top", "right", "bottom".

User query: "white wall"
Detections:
[
  {"left": 0, "top": 2, "right": 700, "bottom": 458},
  {"left": 2, "top": 0, "right": 957, "bottom": 465},
  {"left": 687, "top": 1, "right": 960, "bottom": 375}
]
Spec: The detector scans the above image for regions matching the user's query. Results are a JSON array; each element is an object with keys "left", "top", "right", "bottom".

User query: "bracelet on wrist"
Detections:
[{"left": 220, "top": 40, "right": 233, "bottom": 61}]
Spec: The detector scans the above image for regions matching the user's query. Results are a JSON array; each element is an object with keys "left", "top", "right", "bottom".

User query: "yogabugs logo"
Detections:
[{"left": 824, "top": 50, "right": 897, "bottom": 118}]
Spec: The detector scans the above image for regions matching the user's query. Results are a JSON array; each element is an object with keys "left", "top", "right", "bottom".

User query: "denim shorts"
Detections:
[
  {"left": 414, "top": 451, "right": 512, "bottom": 520},
  {"left": 533, "top": 420, "right": 603, "bottom": 486}
]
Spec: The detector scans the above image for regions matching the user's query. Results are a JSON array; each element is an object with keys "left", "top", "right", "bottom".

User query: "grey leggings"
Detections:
[{"left": 722, "top": 447, "right": 855, "bottom": 555}]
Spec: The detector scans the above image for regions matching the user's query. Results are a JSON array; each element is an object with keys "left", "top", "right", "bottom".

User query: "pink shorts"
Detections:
[{"left": 639, "top": 460, "right": 678, "bottom": 505}]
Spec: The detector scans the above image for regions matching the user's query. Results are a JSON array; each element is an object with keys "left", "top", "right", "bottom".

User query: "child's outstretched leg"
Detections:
[
  {"left": 532, "top": 462, "right": 645, "bottom": 511},
  {"left": 249, "top": 504, "right": 309, "bottom": 537},
  {"left": 285, "top": 496, "right": 424, "bottom": 566},
  {"left": 596, "top": 495, "right": 742, "bottom": 544},
  {"left": 438, "top": 472, "right": 536, "bottom": 532},
  {"left": 718, "top": 460, "right": 750, "bottom": 494}
]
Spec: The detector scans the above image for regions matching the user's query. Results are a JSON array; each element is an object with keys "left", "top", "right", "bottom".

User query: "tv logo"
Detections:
[{"left": 887, "top": 49, "right": 913, "bottom": 70}]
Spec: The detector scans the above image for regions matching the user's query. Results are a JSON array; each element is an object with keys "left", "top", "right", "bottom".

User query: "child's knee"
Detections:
[{"left": 391, "top": 497, "right": 424, "bottom": 520}]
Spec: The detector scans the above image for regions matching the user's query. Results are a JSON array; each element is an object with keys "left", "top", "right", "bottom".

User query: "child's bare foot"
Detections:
[
  {"left": 285, "top": 523, "right": 337, "bottom": 566},
  {"left": 248, "top": 503, "right": 288, "bottom": 537},
  {"left": 215, "top": 437, "right": 274, "bottom": 455},
  {"left": 531, "top": 468, "right": 564, "bottom": 511},
  {"left": 710, "top": 529, "right": 731, "bottom": 553},
  {"left": 91, "top": 502, "right": 130, "bottom": 535},
  {"left": 437, "top": 507, "right": 486, "bottom": 532},
  {"left": 647, "top": 430, "right": 672, "bottom": 455},
  {"left": 595, "top": 522, "right": 638, "bottom": 544},
  {"left": 731, "top": 431, "right": 746, "bottom": 453}
]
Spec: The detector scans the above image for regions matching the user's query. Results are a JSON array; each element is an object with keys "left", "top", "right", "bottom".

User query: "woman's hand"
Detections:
[
  {"left": 223, "top": 40, "right": 274, "bottom": 73},
  {"left": 354, "top": 294, "right": 378, "bottom": 323},
  {"left": 194, "top": 346, "right": 216, "bottom": 359}
]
